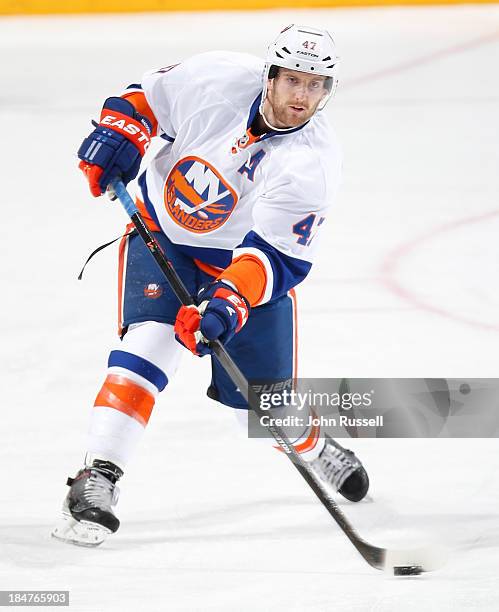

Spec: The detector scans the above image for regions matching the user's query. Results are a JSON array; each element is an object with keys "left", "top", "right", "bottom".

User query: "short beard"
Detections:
[
  {"left": 276, "top": 107, "right": 309, "bottom": 128},
  {"left": 267, "top": 101, "right": 314, "bottom": 129},
  {"left": 263, "top": 89, "right": 319, "bottom": 130}
]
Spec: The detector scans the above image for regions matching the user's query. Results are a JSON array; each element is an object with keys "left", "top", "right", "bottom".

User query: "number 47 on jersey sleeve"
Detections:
[{"left": 293, "top": 214, "right": 325, "bottom": 246}]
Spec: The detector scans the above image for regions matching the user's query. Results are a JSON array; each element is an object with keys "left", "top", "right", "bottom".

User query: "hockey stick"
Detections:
[{"left": 110, "top": 178, "right": 446, "bottom": 575}]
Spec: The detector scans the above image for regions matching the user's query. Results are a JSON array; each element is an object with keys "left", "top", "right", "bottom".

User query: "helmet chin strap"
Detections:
[
  {"left": 260, "top": 109, "right": 294, "bottom": 132},
  {"left": 259, "top": 95, "right": 310, "bottom": 133}
]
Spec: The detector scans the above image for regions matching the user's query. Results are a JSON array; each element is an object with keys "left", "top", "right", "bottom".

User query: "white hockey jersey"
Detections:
[{"left": 126, "top": 51, "right": 342, "bottom": 305}]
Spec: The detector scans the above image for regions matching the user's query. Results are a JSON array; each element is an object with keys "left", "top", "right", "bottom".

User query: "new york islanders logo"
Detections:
[
  {"left": 143, "top": 283, "right": 163, "bottom": 299},
  {"left": 164, "top": 156, "right": 238, "bottom": 234}
]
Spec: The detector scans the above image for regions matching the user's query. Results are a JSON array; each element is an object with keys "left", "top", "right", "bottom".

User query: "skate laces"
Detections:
[
  {"left": 82, "top": 469, "right": 120, "bottom": 508},
  {"left": 313, "top": 440, "right": 360, "bottom": 491}
]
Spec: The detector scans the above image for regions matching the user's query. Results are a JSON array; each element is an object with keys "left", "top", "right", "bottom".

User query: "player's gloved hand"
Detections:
[
  {"left": 174, "top": 281, "right": 250, "bottom": 356},
  {"left": 77, "top": 97, "right": 152, "bottom": 197}
]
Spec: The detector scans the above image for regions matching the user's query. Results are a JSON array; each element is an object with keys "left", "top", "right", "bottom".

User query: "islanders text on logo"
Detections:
[{"left": 164, "top": 156, "right": 238, "bottom": 233}]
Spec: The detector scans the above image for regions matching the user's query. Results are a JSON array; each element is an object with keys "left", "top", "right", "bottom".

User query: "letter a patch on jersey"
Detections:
[
  {"left": 164, "top": 156, "right": 238, "bottom": 234},
  {"left": 238, "top": 149, "right": 266, "bottom": 182}
]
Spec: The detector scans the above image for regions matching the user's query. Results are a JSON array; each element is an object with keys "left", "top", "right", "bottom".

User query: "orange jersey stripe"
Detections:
[
  {"left": 121, "top": 91, "right": 158, "bottom": 136},
  {"left": 193, "top": 258, "right": 223, "bottom": 278},
  {"left": 134, "top": 197, "right": 162, "bottom": 232},
  {"left": 118, "top": 199, "right": 161, "bottom": 334},
  {"left": 218, "top": 254, "right": 267, "bottom": 307},
  {"left": 289, "top": 288, "right": 298, "bottom": 378},
  {"left": 117, "top": 233, "right": 128, "bottom": 336},
  {"left": 94, "top": 374, "right": 155, "bottom": 427}
]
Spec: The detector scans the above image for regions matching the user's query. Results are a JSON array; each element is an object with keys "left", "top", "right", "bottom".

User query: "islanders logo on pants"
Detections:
[{"left": 164, "top": 156, "right": 238, "bottom": 233}]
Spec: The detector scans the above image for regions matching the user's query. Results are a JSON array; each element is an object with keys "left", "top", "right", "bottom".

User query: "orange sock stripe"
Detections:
[
  {"left": 293, "top": 419, "right": 320, "bottom": 454},
  {"left": 94, "top": 374, "right": 155, "bottom": 427},
  {"left": 122, "top": 91, "right": 159, "bottom": 136},
  {"left": 218, "top": 254, "right": 267, "bottom": 307},
  {"left": 274, "top": 411, "right": 320, "bottom": 454}
]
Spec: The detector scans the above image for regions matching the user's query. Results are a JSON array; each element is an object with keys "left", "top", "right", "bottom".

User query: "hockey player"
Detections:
[{"left": 53, "top": 25, "right": 369, "bottom": 547}]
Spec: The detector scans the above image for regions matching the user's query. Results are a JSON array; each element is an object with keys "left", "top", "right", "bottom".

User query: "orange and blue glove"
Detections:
[
  {"left": 77, "top": 97, "right": 152, "bottom": 197},
  {"left": 174, "top": 281, "right": 250, "bottom": 356}
]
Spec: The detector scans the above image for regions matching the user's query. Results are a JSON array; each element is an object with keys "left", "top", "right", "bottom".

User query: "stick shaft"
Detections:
[{"left": 111, "top": 179, "right": 385, "bottom": 570}]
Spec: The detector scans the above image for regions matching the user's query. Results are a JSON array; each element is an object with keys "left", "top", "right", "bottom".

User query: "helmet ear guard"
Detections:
[{"left": 268, "top": 65, "right": 279, "bottom": 80}]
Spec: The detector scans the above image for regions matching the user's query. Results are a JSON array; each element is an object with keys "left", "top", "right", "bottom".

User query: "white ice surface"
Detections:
[{"left": 1, "top": 6, "right": 499, "bottom": 611}]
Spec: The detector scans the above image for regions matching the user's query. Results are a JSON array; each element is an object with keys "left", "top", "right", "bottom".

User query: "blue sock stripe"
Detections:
[{"left": 108, "top": 350, "right": 168, "bottom": 392}]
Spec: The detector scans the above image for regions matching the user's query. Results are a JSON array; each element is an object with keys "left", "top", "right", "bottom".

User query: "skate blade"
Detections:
[{"left": 51, "top": 512, "right": 112, "bottom": 548}]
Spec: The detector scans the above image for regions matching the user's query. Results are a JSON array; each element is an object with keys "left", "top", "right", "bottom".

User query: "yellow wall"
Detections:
[{"left": 1, "top": 0, "right": 497, "bottom": 15}]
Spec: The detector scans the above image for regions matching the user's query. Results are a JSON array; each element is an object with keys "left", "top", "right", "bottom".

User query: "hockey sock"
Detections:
[
  {"left": 87, "top": 373, "right": 157, "bottom": 470},
  {"left": 232, "top": 405, "right": 325, "bottom": 462},
  {"left": 85, "top": 321, "right": 183, "bottom": 470}
]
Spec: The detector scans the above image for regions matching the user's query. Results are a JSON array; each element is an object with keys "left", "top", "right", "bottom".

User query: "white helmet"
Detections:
[{"left": 260, "top": 25, "right": 340, "bottom": 129}]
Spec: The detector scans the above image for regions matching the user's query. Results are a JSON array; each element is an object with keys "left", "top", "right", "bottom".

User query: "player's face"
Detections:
[{"left": 264, "top": 69, "right": 328, "bottom": 129}]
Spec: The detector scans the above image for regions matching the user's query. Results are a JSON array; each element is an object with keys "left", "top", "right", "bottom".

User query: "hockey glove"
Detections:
[
  {"left": 78, "top": 97, "right": 152, "bottom": 197},
  {"left": 174, "top": 281, "right": 250, "bottom": 356}
]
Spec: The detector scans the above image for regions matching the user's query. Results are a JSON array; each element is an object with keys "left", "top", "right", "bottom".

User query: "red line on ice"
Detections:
[{"left": 379, "top": 209, "right": 499, "bottom": 332}]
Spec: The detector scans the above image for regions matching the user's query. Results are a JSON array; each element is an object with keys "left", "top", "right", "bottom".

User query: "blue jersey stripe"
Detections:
[
  {"left": 238, "top": 231, "right": 312, "bottom": 301},
  {"left": 160, "top": 133, "right": 175, "bottom": 143}
]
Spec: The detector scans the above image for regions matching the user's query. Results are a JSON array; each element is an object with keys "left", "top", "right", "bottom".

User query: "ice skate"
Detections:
[
  {"left": 311, "top": 436, "right": 369, "bottom": 502},
  {"left": 52, "top": 460, "right": 123, "bottom": 547}
]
